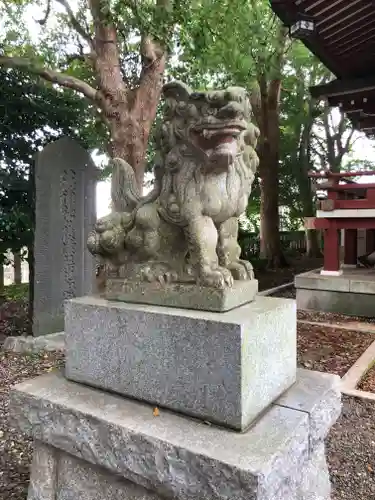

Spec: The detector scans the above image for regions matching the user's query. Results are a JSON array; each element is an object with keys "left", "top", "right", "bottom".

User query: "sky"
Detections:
[{"left": 96, "top": 180, "right": 111, "bottom": 218}]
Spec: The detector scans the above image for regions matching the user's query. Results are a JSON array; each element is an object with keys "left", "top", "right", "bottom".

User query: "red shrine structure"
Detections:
[
  {"left": 306, "top": 170, "right": 375, "bottom": 275},
  {"left": 270, "top": 0, "right": 375, "bottom": 316}
]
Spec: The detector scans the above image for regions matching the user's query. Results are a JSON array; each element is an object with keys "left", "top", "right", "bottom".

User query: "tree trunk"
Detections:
[
  {"left": 300, "top": 182, "right": 322, "bottom": 258},
  {"left": 301, "top": 194, "right": 322, "bottom": 258},
  {"left": 295, "top": 94, "right": 322, "bottom": 259},
  {"left": 13, "top": 251, "right": 22, "bottom": 284},
  {"left": 257, "top": 77, "right": 285, "bottom": 267},
  {"left": 90, "top": 0, "right": 167, "bottom": 190},
  {"left": 28, "top": 161, "right": 36, "bottom": 336},
  {"left": 0, "top": 1, "right": 172, "bottom": 194},
  {"left": 259, "top": 147, "right": 283, "bottom": 265},
  {"left": 107, "top": 51, "right": 166, "bottom": 191},
  {"left": 27, "top": 244, "right": 34, "bottom": 336},
  {"left": 305, "top": 229, "right": 321, "bottom": 257},
  {"left": 0, "top": 262, "right": 4, "bottom": 289}
]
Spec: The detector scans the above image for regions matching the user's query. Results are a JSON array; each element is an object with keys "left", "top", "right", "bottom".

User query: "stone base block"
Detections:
[
  {"left": 296, "top": 288, "right": 375, "bottom": 317},
  {"left": 65, "top": 295, "right": 296, "bottom": 430},
  {"left": 105, "top": 278, "right": 259, "bottom": 312},
  {"left": 295, "top": 269, "right": 375, "bottom": 317},
  {"left": 3, "top": 332, "right": 65, "bottom": 354},
  {"left": 10, "top": 369, "right": 341, "bottom": 500}
]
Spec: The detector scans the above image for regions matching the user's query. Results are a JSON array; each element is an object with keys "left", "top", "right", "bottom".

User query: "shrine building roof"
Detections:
[{"left": 269, "top": 0, "right": 375, "bottom": 134}]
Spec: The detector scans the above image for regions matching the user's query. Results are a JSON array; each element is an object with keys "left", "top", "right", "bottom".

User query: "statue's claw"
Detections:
[
  {"left": 95, "top": 214, "right": 117, "bottom": 233},
  {"left": 227, "top": 260, "right": 254, "bottom": 280},
  {"left": 141, "top": 266, "right": 178, "bottom": 285},
  {"left": 199, "top": 266, "right": 234, "bottom": 289}
]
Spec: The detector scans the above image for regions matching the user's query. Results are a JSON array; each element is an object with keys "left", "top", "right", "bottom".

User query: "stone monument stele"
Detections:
[
  {"left": 33, "top": 136, "right": 97, "bottom": 336},
  {"left": 10, "top": 81, "right": 341, "bottom": 500}
]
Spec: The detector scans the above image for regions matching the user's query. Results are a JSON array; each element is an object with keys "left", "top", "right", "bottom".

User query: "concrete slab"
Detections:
[
  {"left": 340, "top": 387, "right": 375, "bottom": 401},
  {"left": 295, "top": 268, "right": 375, "bottom": 317},
  {"left": 298, "top": 320, "right": 375, "bottom": 334},
  {"left": 295, "top": 272, "right": 350, "bottom": 292},
  {"left": 350, "top": 279, "right": 375, "bottom": 294},
  {"left": 341, "top": 339, "right": 375, "bottom": 390},
  {"left": 3, "top": 332, "right": 65, "bottom": 353},
  {"left": 296, "top": 288, "right": 375, "bottom": 317}
]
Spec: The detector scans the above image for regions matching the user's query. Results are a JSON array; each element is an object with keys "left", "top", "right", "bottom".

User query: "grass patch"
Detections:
[{"left": 0, "top": 283, "right": 29, "bottom": 302}]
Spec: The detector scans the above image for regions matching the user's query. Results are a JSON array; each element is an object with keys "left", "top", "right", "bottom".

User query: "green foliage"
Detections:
[
  {"left": 0, "top": 67, "right": 103, "bottom": 256},
  {"left": 172, "top": 0, "right": 286, "bottom": 87},
  {"left": 0, "top": 283, "right": 29, "bottom": 301},
  {"left": 341, "top": 158, "right": 375, "bottom": 173}
]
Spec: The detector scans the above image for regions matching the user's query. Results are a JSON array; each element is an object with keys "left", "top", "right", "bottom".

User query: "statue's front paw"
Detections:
[
  {"left": 100, "top": 228, "right": 125, "bottom": 253},
  {"left": 87, "top": 231, "right": 100, "bottom": 254},
  {"left": 199, "top": 266, "right": 234, "bottom": 289},
  {"left": 141, "top": 266, "right": 179, "bottom": 285},
  {"left": 227, "top": 260, "right": 254, "bottom": 280},
  {"left": 95, "top": 213, "right": 121, "bottom": 233}
]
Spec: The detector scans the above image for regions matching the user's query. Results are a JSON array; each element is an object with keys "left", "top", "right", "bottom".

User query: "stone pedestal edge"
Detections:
[{"left": 10, "top": 368, "right": 341, "bottom": 500}]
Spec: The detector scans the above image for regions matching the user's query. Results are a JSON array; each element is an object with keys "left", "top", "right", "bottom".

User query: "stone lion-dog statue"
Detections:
[{"left": 88, "top": 81, "right": 259, "bottom": 290}]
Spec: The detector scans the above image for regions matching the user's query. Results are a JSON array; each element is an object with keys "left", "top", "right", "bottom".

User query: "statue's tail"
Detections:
[{"left": 111, "top": 158, "right": 142, "bottom": 213}]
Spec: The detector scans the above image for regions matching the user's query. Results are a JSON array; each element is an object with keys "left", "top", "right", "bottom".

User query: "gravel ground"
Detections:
[
  {"left": 357, "top": 364, "right": 375, "bottom": 392},
  {"left": 0, "top": 350, "right": 64, "bottom": 500},
  {"left": 270, "top": 284, "right": 296, "bottom": 298},
  {"left": 298, "top": 309, "right": 375, "bottom": 326},
  {"left": 327, "top": 396, "right": 375, "bottom": 500}
]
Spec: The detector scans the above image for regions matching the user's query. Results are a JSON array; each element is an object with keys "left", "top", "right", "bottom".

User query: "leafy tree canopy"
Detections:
[{"left": 0, "top": 66, "right": 104, "bottom": 259}]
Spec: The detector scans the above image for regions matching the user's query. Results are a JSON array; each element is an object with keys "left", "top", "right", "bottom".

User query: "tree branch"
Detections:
[
  {"left": 55, "top": 0, "right": 93, "bottom": 45},
  {"left": 344, "top": 126, "right": 355, "bottom": 154},
  {"left": 0, "top": 56, "right": 97, "bottom": 101},
  {"left": 88, "top": 0, "right": 125, "bottom": 95},
  {"left": 36, "top": 0, "right": 51, "bottom": 25},
  {"left": 311, "top": 133, "right": 327, "bottom": 155}
]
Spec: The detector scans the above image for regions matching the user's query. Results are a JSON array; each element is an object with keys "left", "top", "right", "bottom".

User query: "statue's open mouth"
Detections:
[{"left": 192, "top": 122, "right": 246, "bottom": 152}]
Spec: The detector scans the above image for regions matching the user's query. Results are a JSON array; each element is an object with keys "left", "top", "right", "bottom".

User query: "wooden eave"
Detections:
[
  {"left": 269, "top": 0, "right": 375, "bottom": 79},
  {"left": 310, "top": 77, "right": 375, "bottom": 132},
  {"left": 270, "top": 0, "right": 375, "bottom": 134}
]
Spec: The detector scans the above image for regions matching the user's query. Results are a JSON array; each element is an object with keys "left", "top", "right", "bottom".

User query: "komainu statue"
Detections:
[{"left": 88, "top": 81, "right": 260, "bottom": 307}]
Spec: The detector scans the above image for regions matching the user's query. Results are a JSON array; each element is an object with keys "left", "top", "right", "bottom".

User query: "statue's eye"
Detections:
[{"left": 191, "top": 92, "right": 205, "bottom": 100}]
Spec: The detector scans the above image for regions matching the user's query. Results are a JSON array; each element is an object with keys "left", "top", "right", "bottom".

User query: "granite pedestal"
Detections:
[
  {"left": 10, "top": 368, "right": 341, "bottom": 500},
  {"left": 65, "top": 295, "right": 296, "bottom": 430},
  {"left": 10, "top": 290, "right": 342, "bottom": 500}
]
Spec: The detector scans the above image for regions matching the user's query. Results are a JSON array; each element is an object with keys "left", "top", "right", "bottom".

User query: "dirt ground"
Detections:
[
  {"left": 357, "top": 364, "right": 375, "bottom": 392},
  {"left": 255, "top": 256, "right": 323, "bottom": 291},
  {"left": 297, "top": 322, "right": 375, "bottom": 377}
]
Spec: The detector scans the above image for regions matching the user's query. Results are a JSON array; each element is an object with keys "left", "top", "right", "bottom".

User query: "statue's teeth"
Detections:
[{"left": 203, "top": 129, "right": 214, "bottom": 139}]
